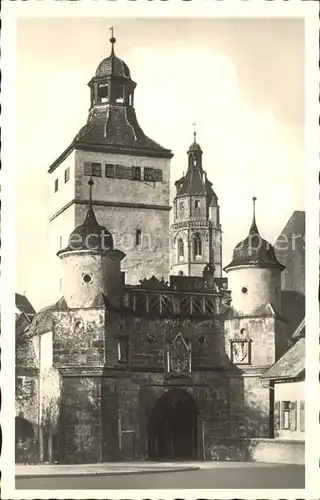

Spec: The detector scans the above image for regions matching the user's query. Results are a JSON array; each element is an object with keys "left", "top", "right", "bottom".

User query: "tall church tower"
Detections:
[
  {"left": 48, "top": 30, "right": 173, "bottom": 303},
  {"left": 170, "top": 131, "right": 222, "bottom": 277}
]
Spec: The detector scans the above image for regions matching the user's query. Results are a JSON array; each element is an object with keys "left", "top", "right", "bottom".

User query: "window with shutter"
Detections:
[
  {"left": 132, "top": 166, "right": 141, "bottom": 181},
  {"left": 105, "top": 164, "right": 115, "bottom": 178},
  {"left": 281, "top": 401, "right": 291, "bottom": 429},
  {"left": 115, "top": 165, "right": 133, "bottom": 180},
  {"left": 290, "top": 401, "right": 297, "bottom": 431},
  {"left": 92, "top": 163, "right": 102, "bottom": 177},
  {"left": 274, "top": 401, "right": 281, "bottom": 431},
  {"left": 144, "top": 167, "right": 154, "bottom": 181},
  {"left": 84, "top": 162, "right": 93, "bottom": 176},
  {"left": 83, "top": 162, "right": 102, "bottom": 177},
  {"left": 153, "top": 168, "right": 163, "bottom": 182},
  {"left": 300, "top": 401, "right": 305, "bottom": 432}
]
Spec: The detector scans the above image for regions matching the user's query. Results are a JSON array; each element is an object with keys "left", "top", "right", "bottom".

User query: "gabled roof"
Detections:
[
  {"left": 15, "top": 293, "right": 36, "bottom": 315},
  {"left": 262, "top": 337, "right": 305, "bottom": 380}
]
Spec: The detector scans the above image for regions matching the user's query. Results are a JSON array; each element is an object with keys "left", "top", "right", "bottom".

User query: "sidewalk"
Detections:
[{"left": 16, "top": 461, "right": 200, "bottom": 478}]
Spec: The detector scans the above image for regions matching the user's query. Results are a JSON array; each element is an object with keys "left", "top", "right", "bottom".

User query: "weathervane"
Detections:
[{"left": 192, "top": 121, "right": 196, "bottom": 142}]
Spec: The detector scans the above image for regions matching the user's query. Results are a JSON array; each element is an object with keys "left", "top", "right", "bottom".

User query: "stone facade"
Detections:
[{"left": 16, "top": 39, "right": 304, "bottom": 465}]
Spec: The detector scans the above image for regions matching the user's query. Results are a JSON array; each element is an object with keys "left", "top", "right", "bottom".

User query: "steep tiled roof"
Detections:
[
  {"left": 15, "top": 293, "right": 36, "bottom": 315},
  {"left": 177, "top": 166, "right": 207, "bottom": 196},
  {"left": 75, "top": 105, "right": 172, "bottom": 159},
  {"left": 262, "top": 337, "right": 305, "bottom": 380},
  {"left": 225, "top": 207, "right": 284, "bottom": 272},
  {"left": 27, "top": 297, "right": 68, "bottom": 337}
]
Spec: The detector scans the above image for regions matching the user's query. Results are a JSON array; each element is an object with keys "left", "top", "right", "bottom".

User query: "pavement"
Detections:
[
  {"left": 16, "top": 461, "right": 200, "bottom": 478},
  {"left": 15, "top": 462, "right": 305, "bottom": 490}
]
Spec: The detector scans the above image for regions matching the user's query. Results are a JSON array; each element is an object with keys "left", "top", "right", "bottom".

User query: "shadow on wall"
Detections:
[{"left": 281, "top": 290, "right": 305, "bottom": 339}]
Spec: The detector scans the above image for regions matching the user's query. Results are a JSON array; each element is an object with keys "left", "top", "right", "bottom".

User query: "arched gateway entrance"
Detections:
[{"left": 147, "top": 389, "right": 198, "bottom": 460}]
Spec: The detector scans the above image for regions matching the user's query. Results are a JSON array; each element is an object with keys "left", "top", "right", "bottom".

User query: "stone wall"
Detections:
[
  {"left": 206, "top": 437, "right": 304, "bottom": 464},
  {"left": 59, "top": 377, "right": 103, "bottom": 463},
  {"left": 53, "top": 309, "right": 105, "bottom": 367}
]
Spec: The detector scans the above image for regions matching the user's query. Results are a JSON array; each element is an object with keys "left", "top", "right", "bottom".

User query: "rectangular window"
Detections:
[
  {"left": 83, "top": 162, "right": 102, "bottom": 177},
  {"left": 144, "top": 167, "right": 154, "bottom": 181},
  {"left": 117, "top": 337, "right": 128, "bottom": 363},
  {"left": 64, "top": 167, "right": 70, "bottom": 183},
  {"left": 132, "top": 166, "right": 141, "bottom": 181},
  {"left": 136, "top": 229, "right": 142, "bottom": 246},
  {"left": 92, "top": 163, "right": 102, "bottom": 177},
  {"left": 281, "top": 401, "right": 291, "bottom": 430},
  {"left": 195, "top": 200, "right": 200, "bottom": 209},
  {"left": 300, "top": 401, "right": 305, "bottom": 432},
  {"left": 84, "top": 162, "right": 92, "bottom": 176},
  {"left": 115, "top": 165, "right": 133, "bottom": 180},
  {"left": 153, "top": 168, "right": 163, "bottom": 182},
  {"left": 54, "top": 179, "right": 58, "bottom": 192},
  {"left": 105, "top": 164, "right": 115, "bottom": 178}
]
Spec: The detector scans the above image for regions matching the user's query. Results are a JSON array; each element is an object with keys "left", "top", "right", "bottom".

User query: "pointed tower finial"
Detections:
[
  {"left": 109, "top": 26, "right": 116, "bottom": 56},
  {"left": 192, "top": 121, "right": 196, "bottom": 143},
  {"left": 250, "top": 195, "right": 259, "bottom": 234}
]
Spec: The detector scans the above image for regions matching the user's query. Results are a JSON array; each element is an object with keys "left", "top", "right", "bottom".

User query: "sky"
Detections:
[{"left": 16, "top": 18, "right": 305, "bottom": 309}]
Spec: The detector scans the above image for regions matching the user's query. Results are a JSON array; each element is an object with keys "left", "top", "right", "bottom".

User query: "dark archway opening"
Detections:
[{"left": 147, "top": 389, "right": 198, "bottom": 461}]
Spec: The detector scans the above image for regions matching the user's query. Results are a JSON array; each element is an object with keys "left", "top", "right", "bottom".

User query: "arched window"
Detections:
[
  {"left": 178, "top": 239, "right": 184, "bottom": 260},
  {"left": 193, "top": 233, "right": 202, "bottom": 258}
]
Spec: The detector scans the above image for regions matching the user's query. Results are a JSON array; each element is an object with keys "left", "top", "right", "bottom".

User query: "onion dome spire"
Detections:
[{"left": 224, "top": 196, "right": 285, "bottom": 272}]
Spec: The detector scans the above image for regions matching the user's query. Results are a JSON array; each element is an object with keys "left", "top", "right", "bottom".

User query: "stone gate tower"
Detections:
[
  {"left": 170, "top": 131, "right": 222, "bottom": 277},
  {"left": 48, "top": 30, "right": 173, "bottom": 303}
]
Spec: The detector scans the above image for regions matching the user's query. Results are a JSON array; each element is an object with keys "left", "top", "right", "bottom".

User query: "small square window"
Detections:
[
  {"left": 64, "top": 167, "right": 70, "bottom": 183},
  {"left": 54, "top": 179, "right": 59, "bottom": 192}
]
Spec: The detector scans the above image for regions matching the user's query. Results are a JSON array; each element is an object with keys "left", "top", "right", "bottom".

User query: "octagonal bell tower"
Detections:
[{"left": 170, "top": 129, "right": 222, "bottom": 277}]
